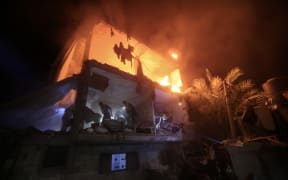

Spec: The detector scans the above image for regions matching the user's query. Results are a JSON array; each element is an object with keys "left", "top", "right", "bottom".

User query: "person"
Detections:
[
  {"left": 82, "top": 106, "right": 102, "bottom": 130},
  {"left": 99, "top": 101, "right": 112, "bottom": 121},
  {"left": 61, "top": 105, "right": 75, "bottom": 132},
  {"left": 155, "top": 112, "right": 168, "bottom": 130},
  {"left": 122, "top": 101, "right": 137, "bottom": 129}
]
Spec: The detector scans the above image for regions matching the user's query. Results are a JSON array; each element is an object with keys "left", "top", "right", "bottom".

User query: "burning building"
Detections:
[
  {"left": 52, "top": 20, "right": 188, "bottom": 135},
  {"left": 1, "top": 20, "right": 188, "bottom": 132},
  {"left": 56, "top": 20, "right": 183, "bottom": 93},
  {"left": 0, "top": 20, "right": 194, "bottom": 180}
]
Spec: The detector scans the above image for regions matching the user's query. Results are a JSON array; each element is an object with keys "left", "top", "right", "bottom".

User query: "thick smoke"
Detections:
[
  {"left": 90, "top": 0, "right": 288, "bottom": 87},
  {"left": 5, "top": 0, "right": 288, "bottom": 88}
]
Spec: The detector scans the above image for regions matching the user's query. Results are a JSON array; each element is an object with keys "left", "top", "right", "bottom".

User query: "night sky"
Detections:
[{"left": 1, "top": 0, "right": 288, "bottom": 103}]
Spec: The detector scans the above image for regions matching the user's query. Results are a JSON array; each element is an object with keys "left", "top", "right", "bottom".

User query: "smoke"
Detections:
[
  {"left": 93, "top": 1, "right": 260, "bottom": 84},
  {"left": 93, "top": 0, "right": 288, "bottom": 87},
  {"left": 5, "top": 0, "right": 288, "bottom": 88}
]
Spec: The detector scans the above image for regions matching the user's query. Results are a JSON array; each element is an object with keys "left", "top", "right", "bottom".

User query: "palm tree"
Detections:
[{"left": 183, "top": 67, "right": 263, "bottom": 139}]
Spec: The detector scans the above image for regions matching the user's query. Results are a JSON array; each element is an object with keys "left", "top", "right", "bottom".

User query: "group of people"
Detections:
[
  {"left": 99, "top": 100, "right": 137, "bottom": 130},
  {"left": 60, "top": 100, "right": 184, "bottom": 135},
  {"left": 61, "top": 100, "right": 137, "bottom": 132}
]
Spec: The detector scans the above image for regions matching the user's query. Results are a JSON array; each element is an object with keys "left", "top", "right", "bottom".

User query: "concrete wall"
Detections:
[
  {"left": 227, "top": 142, "right": 288, "bottom": 180},
  {"left": 8, "top": 143, "right": 180, "bottom": 180}
]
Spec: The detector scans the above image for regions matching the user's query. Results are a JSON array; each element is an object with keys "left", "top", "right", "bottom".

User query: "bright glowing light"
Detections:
[
  {"left": 168, "top": 48, "right": 180, "bottom": 60},
  {"left": 170, "top": 69, "right": 183, "bottom": 87},
  {"left": 55, "top": 107, "right": 65, "bottom": 115},
  {"left": 171, "top": 85, "right": 181, "bottom": 93},
  {"left": 158, "top": 69, "right": 183, "bottom": 93},
  {"left": 57, "top": 21, "right": 186, "bottom": 94},
  {"left": 170, "top": 69, "right": 182, "bottom": 93},
  {"left": 159, "top": 76, "right": 170, "bottom": 86},
  {"left": 57, "top": 22, "right": 181, "bottom": 83},
  {"left": 170, "top": 52, "right": 178, "bottom": 60}
]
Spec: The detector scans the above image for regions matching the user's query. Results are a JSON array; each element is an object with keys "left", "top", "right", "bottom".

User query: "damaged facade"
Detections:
[
  {"left": 1, "top": 18, "right": 288, "bottom": 180},
  {"left": 0, "top": 20, "right": 193, "bottom": 180},
  {"left": 0, "top": 59, "right": 190, "bottom": 180}
]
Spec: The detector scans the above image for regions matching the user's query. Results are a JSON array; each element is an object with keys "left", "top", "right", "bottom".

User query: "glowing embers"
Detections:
[
  {"left": 170, "top": 52, "right": 178, "bottom": 60},
  {"left": 158, "top": 69, "right": 183, "bottom": 93},
  {"left": 168, "top": 49, "right": 180, "bottom": 60}
]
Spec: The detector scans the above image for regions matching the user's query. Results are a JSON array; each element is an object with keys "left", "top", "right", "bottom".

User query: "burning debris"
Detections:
[{"left": 113, "top": 42, "right": 134, "bottom": 66}]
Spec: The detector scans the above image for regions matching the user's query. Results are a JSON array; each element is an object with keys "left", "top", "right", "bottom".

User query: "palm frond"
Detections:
[
  {"left": 236, "top": 80, "right": 254, "bottom": 91},
  {"left": 206, "top": 68, "right": 213, "bottom": 82},
  {"left": 183, "top": 87, "right": 193, "bottom": 94},
  {"left": 190, "top": 78, "right": 211, "bottom": 100},
  {"left": 225, "top": 67, "right": 244, "bottom": 85},
  {"left": 191, "top": 78, "right": 209, "bottom": 92},
  {"left": 210, "top": 76, "right": 223, "bottom": 97},
  {"left": 244, "top": 89, "right": 260, "bottom": 98},
  {"left": 184, "top": 66, "right": 264, "bottom": 135}
]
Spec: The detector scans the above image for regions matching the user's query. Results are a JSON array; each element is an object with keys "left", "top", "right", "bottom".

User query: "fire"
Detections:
[
  {"left": 159, "top": 76, "right": 170, "bottom": 86},
  {"left": 171, "top": 85, "right": 181, "bottom": 93},
  {"left": 170, "top": 52, "right": 178, "bottom": 60},
  {"left": 57, "top": 21, "right": 184, "bottom": 94},
  {"left": 168, "top": 49, "right": 180, "bottom": 60},
  {"left": 158, "top": 69, "right": 183, "bottom": 93}
]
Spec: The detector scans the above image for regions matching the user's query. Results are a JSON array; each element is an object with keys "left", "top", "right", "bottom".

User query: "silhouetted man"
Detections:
[
  {"left": 99, "top": 101, "right": 112, "bottom": 121},
  {"left": 61, "top": 105, "right": 75, "bottom": 132},
  {"left": 123, "top": 101, "right": 137, "bottom": 129}
]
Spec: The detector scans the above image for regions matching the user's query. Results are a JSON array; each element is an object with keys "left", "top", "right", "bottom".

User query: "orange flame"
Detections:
[
  {"left": 158, "top": 69, "right": 183, "bottom": 93},
  {"left": 57, "top": 21, "right": 184, "bottom": 94}
]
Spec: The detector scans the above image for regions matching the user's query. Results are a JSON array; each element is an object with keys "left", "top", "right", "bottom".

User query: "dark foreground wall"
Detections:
[
  {"left": 227, "top": 142, "right": 288, "bottom": 180},
  {"left": 1, "top": 142, "right": 179, "bottom": 180},
  {"left": 0, "top": 131, "right": 236, "bottom": 180}
]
